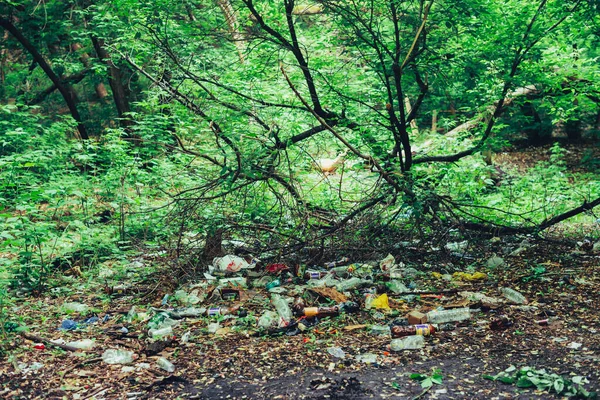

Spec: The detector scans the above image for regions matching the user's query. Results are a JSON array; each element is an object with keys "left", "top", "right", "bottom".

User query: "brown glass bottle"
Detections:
[
  {"left": 391, "top": 324, "right": 437, "bottom": 338},
  {"left": 303, "top": 306, "right": 339, "bottom": 318}
]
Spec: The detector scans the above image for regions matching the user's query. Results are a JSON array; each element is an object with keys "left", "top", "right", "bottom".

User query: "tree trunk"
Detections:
[
  {"left": 0, "top": 18, "right": 89, "bottom": 139},
  {"left": 91, "top": 37, "right": 133, "bottom": 128},
  {"left": 216, "top": 0, "right": 246, "bottom": 62}
]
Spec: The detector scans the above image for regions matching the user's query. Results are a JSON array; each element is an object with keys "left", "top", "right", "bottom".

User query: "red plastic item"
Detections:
[
  {"left": 266, "top": 263, "right": 289, "bottom": 273},
  {"left": 33, "top": 343, "right": 45, "bottom": 350}
]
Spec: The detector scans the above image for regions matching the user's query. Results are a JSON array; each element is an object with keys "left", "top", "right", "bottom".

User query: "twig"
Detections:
[
  {"left": 20, "top": 332, "right": 79, "bottom": 352},
  {"left": 412, "top": 385, "right": 432, "bottom": 400}
]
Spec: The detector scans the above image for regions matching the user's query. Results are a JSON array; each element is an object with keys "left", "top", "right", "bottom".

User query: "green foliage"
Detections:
[{"left": 483, "top": 365, "right": 597, "bottom": 398}]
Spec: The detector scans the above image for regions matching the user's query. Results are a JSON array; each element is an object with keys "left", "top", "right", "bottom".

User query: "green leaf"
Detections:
[
  {"left": 516, "top": 377, "right": 535, "bottom": 388},
  {"left": 497, "top": 376, "right": 516, "bottom": 384},
  {"left": 553, "top": 379, "right": 565, "bottom": 394},
  {"left": 421, "top": 378, "right": 433, "bottom": 389},
  {"left": 410, "top": 373, "right": 426, "bottom": 381},
  {"left": 482, "top": 374, "right": 496, "bottom": 381}
]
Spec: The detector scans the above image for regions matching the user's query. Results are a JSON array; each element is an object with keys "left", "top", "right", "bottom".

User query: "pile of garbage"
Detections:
[{"left": 49, "top": 253, "right": 546, "bottom": 371}]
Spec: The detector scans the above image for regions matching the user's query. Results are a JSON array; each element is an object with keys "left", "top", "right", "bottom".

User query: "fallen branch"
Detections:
[
  {"left": 20, "top": 332, "right": 79, "bottom": 352},
  {"left": 441, "top": 194, "right": 600, "bottom": 236}
]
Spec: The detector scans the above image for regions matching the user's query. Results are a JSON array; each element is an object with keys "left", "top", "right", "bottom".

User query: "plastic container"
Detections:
[
  {"left": 500, "top": 287, "right": 528, "bottom": 304},
  {"left": 148, "top": 326, "right": 173, "bottom": 338},
  {"left": 271, "top": 294, "right": 293, "bottom": 327},
  {"left": 370, "top": 325, "right": 391, "bottom": 336},
  {"left": 390, "top": 335, "right": 425, "bottom": 351},
  {"left": 335, "top": 277, "right": 364, "bottom": 292},
  {"left": 426, "top": 308, "right": 472, "bottom": 324},
  {"left": 157, "top": 357, "right": 175, "bottom": 372},
  {"left": 66, "top": 339, "right": 95, "bottom": 350},
  {"left": 387, "top": 280, "right": 409, "bottom": 294},
  {"left": 327, "top": 347, "right": 346, "bottom": 359},
  {"left": 258, "top": 310, "right": 279, "bottom": 328},
  {"left": 102, "top": 349, "right": 134, "bottom": 364}
]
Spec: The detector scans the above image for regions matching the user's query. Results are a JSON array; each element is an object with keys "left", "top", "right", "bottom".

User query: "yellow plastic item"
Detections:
[
  {"left": 371, "top": 293, "right": 391, "bottom": 310},
  {"left": 452, "top": 271, "right": 487, "bottom": 281},
  {"left": 431, "top": 272, "right": 442, "bottom": 279}
]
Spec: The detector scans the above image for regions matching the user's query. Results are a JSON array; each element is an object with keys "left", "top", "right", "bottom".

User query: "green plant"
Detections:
[
  {"left": 410, "top": 368, "right": 444, "bottom": 389},
  {"left": 483, "top": 365, "right": 596, "bottom": 398},
  {"left": 522, "top": 265, "right": 547, "bottom": 282}
]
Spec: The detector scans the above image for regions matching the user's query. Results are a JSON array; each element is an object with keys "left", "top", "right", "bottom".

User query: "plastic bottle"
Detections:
[
  {"left": 500, "top": 287, "right": 528, "bottom": 304},
  {"left": 148, "top": 326, "right": 173, "bottom": 338},
  {"left": 426, "top": 308, "right": 472, "bottom": 324},
  {"left": 370, "top": 325, "right": 391, "bottom": 336},
  {"left": 391, "top": 324, "right": 438, "bottom": 338},
  {"left": 327, "top": 347, "right": 346, "bottom": 359},
  {"left": 364, "top": 293, "right": 375, "bottom": 310},
  {"left": 258, "top": 310, "right": 279, "bottom": 328},
  {"left": 390, "top": 335, "right": 425, "bottom": 351},
  {"left": 102, "top": 349, "right": 134, "bottom": 364},
  {"left": 335, "top": 277, "right": 364, "bottom": 292},
  {"left": 302, "top": 306, "right": 339, "bottom": 318},
  {"left": 271, "top": 294, "right": 293, "bottom": 326},
  {"left": 387, "top": 280, "right": 409, "bottom": 294},
  {"left": 66, "top": 339, "right": 95, "bottom": 350},
  {"left": 156, "top": 357, "right": 175, "bottom": 372}
]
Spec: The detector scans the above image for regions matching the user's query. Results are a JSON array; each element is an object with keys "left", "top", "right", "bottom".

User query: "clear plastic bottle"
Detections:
[
  {"left": 271, "top": 294, "right": 293, "bottom": 326},
  {"left": 426, "top": 307, "right": 472, "bottom": 324},
  {"left": 335, "top": 277, "right": 364, "bottom": 292},
  {"left": 156, "top": 357, "right": 175, "bottom": 372},
  {"left": 148, "top": 326, "right": 173, "bottom": 338},
  {"left": 500, "top": 287, "right": 528, "bottom": 304},
  {"left": 65, "top": 339, "right": 95, "bottom": 350},
  {"left": 102, "top": 349, "right": 134, "bottom": 364},
  {"left": 390, "top": 335, "right": 425, "bottom": 351}
]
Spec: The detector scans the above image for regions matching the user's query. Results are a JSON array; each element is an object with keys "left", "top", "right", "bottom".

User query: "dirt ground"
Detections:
[{"left": 1, "top": 234, "right": 599, "bottom": 400}]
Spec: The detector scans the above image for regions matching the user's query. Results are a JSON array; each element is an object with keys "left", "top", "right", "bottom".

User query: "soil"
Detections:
[{"left": 1, "top": 236, "right": 599, "bottom": 400}]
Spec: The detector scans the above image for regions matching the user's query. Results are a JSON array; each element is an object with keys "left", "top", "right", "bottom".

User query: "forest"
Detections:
[{"left": 1, "top": 0, "right": 599, "bottom": 398}]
